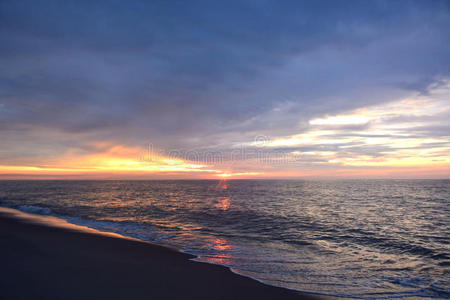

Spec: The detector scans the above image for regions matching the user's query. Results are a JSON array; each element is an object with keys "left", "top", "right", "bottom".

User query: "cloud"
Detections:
[
  {"left": 248, "top": 82, "right": 450, "bottom": 170},
  {"left": 0, "top": 0, "right": 449, "bottom": 177}
]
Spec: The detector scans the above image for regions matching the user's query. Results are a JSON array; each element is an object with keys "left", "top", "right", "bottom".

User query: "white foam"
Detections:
[{"left": 17, "top": 205, "right": 51, "bottom": 215}]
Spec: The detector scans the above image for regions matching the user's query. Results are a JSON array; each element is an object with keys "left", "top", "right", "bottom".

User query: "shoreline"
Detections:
[{"left": 0, "top": 207, "right": 329, "bottom": 300}]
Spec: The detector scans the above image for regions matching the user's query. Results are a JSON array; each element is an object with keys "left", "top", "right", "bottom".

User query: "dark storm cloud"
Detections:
[{"left": 0, "top": 0, "right": 449, "bottom": 159}]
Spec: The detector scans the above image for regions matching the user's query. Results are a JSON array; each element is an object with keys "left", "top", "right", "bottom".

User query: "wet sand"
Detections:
[{"left": 0, "top": 207, "right": 326, "bottom": 300}]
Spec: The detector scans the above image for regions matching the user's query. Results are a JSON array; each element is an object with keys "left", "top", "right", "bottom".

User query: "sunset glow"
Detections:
[
  {"left": 1, "top": 1, "right": 449, "bottom": 179},
  {"left": 1, "top": 2, "right": 450, "bottom": 299}
]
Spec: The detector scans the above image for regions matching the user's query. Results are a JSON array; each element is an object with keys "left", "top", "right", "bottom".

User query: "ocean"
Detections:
[{"left": 0, "top": 179, "right": 449, "bottom": 299}]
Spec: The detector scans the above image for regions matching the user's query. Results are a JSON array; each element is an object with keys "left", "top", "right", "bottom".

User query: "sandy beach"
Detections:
[{"left": 0, "top": 207, "right": 324, "bottom": 300}]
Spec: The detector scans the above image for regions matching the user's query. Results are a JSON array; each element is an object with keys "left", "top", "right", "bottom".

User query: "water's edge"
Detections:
[{"left": 0, "top": 205, "right": 345, "bottom": 300}]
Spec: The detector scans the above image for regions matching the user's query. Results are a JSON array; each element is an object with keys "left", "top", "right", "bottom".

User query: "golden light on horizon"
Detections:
[
  {"left": 1, "top": 83, "right": 449, "bottom": 179},
  {"left": 251, "top": 90, "right": 450, "bottom": 173},
  {"left": 216, "top": 172, "right": 262, "bottom": 178},
  {"left": 0, "top": 145, "right": 222, "bottom": 177}
]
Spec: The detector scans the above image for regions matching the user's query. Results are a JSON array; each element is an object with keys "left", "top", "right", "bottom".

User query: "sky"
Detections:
[{"left": 1, "top": 0, "right": 450, "bottom": 179}]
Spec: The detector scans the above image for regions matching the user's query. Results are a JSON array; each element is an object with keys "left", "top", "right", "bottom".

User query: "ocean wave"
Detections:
[
  {"left": 1, "top": 179, "right": 449, "bottom": 299},
  {"left": 17, "top": 205, "right": 52, "bottom": 215}
]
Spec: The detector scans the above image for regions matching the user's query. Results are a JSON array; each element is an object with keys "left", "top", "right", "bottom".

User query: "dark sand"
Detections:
[{"left": 0, "top": 208, "right": 326, "bottom": 300}]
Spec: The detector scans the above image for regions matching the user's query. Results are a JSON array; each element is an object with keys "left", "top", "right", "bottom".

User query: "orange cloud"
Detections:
[{"left": 0, "top": 144, "right": 223, "bottom": 178}]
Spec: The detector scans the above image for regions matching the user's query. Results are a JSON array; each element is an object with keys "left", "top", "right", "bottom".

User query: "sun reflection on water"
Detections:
[
  {"left": 215, "top": 197, "right": 230, "bottom": 211},
  {"left": 213, "top": 238, "right": 231, "bottom": 251},
  {"left": 216, "top": 179, "right": 228, "bottom": 190},
  {"left": 199, "top": 237, "right": 233, "bottom": 265}
]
